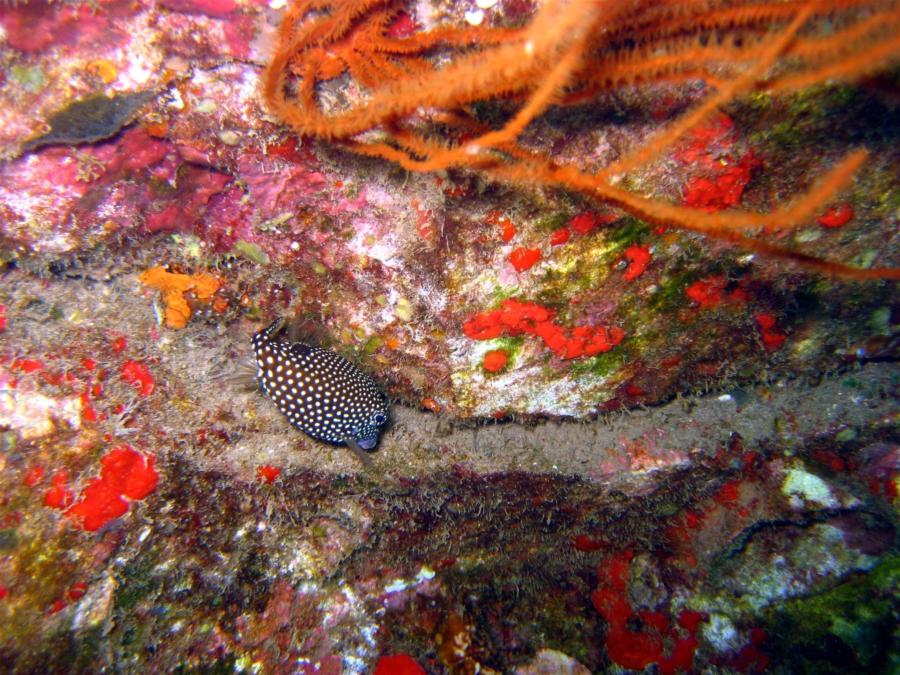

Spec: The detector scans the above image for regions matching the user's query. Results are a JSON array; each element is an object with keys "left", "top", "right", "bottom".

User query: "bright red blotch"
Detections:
[
  {"left": 386, "top": 11, "right": 418, "bottom": 39},
  {"left": 675, "top": 114, "right": 735, "bottom": 166},
  {"left": 257, "top": 465, "right": 282, "bottom": 483},
  {"left": 573, "top": 534, "right": 604, "bottom": 552},
  {"left": 462, "top": 299, "right": 623, "bottom": 360},
  {"left": 686, "top": 276, "right": 727, "bottom": 309},
  {"left": 605, "top": 627, "right": 664, "bottom": 671},
  {"left": 373, "top": 654, "right": 426, "bottom": 675},
  {"left": 591, "top": 547, "right": 706, "bottom": 672},
  {"left": 550, "top": 227, "right": 570, "bottom": 245},
  {"left": 110, "top": 336, "right": 127, "bottom": 353},
  {"left": 482, "top": 349, "right": 508, "bottom": 373},
  {"left": 24, "top": 465, "right": 45, "bottom": 488},
  {"left": 715, "top": 480, "right": 741, "bottom": 505},
  {"left": 508, "top": 247, "right": 542, "bottom": 272},
  {"left": 817, "top": 203, "right": 853, "bottom": 228},
  {"left": 499, "top": 219, "right": 517, "bottom": 242},
  {"left": 682, "top": 152, "right": 760, "bottom": 212},
  {"left": 81, "top": 388, "right": 100, "bottom": 423},
  {"left": 43, "top": 470, "right": 74, "bottom": 509},
  {"left": 66, "top": 446, "right": 159, "bottom": 531},
  {"left": 677, "top": 114, "right": 760, "bottom": 212},
  {"left": 570, "top": 211, "right": 618, "bottom": 235},
  {"left": 120, "top": 360, "right": 155, "bottom": 396},
  {"left": 11, "top": 358, "right": 43, "bottom": 373},
  {"left": 66, "top": 582, "right": 88, "bottom": 602},
  {"left": 733, "top": 628, "right": 770, "bottom": 672},
  {"left": 625, "top": 383, "right": 646, "bottom": 397},
  {"left": 623, "top": 245, "right": 651, "bottom": 281},
  {"left": 754, "top": 313, "right": 786, "bottom": 351}
]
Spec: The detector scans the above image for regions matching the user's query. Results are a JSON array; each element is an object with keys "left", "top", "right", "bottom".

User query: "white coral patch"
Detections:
[
  {"left": 782, "top": 467, "right": 838, "bottom": 509},
  {"left": 0, "top": 383, "right": 82, "bottom": 440}
]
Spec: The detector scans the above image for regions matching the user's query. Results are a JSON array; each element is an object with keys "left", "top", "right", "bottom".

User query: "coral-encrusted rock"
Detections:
[
  {"left": 1, "top": 1, "right": 898, "bottom": 671},
  {"left": 2, "top": 0, "right": 898, "bottom": 418}
]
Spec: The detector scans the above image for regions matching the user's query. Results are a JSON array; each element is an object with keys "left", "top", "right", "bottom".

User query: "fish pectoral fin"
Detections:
[{"left": 343, "top": 437, "right": 375, "bottom": 468}]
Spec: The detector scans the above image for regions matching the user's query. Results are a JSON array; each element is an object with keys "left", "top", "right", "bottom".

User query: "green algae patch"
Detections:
[
  {"left": 763, "top": 555, "right": 900, "bottom": 674},
  {"left": 534, "top": 211, "right": 571, "bottom": 231},
  {"left": 606, "top": 217, "right": 652, "bottom": 249},
  {"left": 647, "top": 270, "right": 694, "bottom": 313},
  {"left": 115, "top": 553, "right": 162, "bottom": 612},
  {"left": 231, "top": 240, "right": 270, "bottom": 266},
  {"left": 569, "top": 341, "right": 632, "bottom": 378},
  {"left": 11, "top": 64, "right": 45, "bottom": 94},
  {"left": 493, "top": 336, "right": 524, "bottom": 362}
]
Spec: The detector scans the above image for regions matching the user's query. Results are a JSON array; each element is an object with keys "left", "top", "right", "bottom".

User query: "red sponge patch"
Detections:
[{"left": 67, "top": 446, "right": 158, "bottom": 531}]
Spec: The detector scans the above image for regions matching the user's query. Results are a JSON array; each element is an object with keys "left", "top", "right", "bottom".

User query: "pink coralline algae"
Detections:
[{"left": 0, "top": 0, "right": 139, "bottom": 55}]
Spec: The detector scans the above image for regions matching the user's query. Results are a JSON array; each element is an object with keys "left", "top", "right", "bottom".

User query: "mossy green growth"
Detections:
[
  {"left": 763, "top": 555, "right": 900, "bottom": 674},
  {"left": 569, "top": 341, "right": 633, "bottom": 378},
  {"left": 647, "top": 270, "right": 694, "bottom": 313},
  {"left": 363, "top": 334, "right": 383, "bottom": 355},
  {"left": 747, "top": 84, "right": 858, "bottom": 151},
  {"left": 534, "top": 211, "right": 570, "bottom": 231},
  {"left": 493, "top": 336, "right": 524, "bottom": 362},
  {"left": 172, "top": 655, "right": 239, "bottom": 675},
  {"left": 868, "top": 162, "right": 900, "bottom": 216},
  {"left": 10, "top": 65, "right": 45, "bottom": 93},
  {"left": 115, "top": 552, "right": 162, "bottom": 612},
  {"left": 0, "top": 528, "right": 20, "bottom": 551},
  {"left": 867, "top": 307, "right": 891, "bottom": 335},
  {"left": 606, "top": 217, "right": 651, "bottom": 249},
  {"left": 231, "top": 240, "right": 270, "bottom": 265}
]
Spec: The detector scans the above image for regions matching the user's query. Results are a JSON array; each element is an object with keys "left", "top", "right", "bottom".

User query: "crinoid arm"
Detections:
[{"left": 262, "top": 0, "right": 900, "bottom": 278}]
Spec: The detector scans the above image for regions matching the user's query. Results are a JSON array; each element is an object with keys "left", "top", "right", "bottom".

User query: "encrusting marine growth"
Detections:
[{"left": 263, "top": 0, "right": 900, "bottom": 279}]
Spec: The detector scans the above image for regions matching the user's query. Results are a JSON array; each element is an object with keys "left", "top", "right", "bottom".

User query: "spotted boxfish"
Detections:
[{"left": 251, "top": 319, "right": 390, "bottom": 457}]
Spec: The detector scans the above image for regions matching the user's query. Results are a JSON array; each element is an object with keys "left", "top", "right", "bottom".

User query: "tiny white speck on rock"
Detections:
[{"left": 464, "top": 9, "right": 484, "bottom": 25}]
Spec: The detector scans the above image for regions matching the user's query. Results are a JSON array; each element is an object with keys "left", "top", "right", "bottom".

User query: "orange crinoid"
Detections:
[{"left": 263, "top": 0, "right": 900, "bottom": 279}]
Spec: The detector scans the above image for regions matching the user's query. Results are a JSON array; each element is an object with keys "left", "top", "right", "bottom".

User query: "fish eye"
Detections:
[{"left": 373, "top": 413, "right": 386, "bottom": 425}]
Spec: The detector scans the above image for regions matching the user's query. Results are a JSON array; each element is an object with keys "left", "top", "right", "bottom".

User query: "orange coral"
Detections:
[
  {"left": 263, "top": 0, "right": 900, "bottom": 279},
  {"left": 138, "top": 266, "right": 221, "bottom": 329}
]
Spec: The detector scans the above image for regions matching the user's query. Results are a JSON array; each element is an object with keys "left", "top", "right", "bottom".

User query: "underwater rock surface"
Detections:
[
  {"left": 0, "top": 0, "right": 898, "bottom": 671},
  {"left": 1, "top": 0, "right": 898, "bottom": 418}
]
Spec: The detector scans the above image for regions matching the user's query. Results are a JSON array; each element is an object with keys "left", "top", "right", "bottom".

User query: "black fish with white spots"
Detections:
[{"left": 252, "top": 319, "right": 390, "bottom": 455}]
